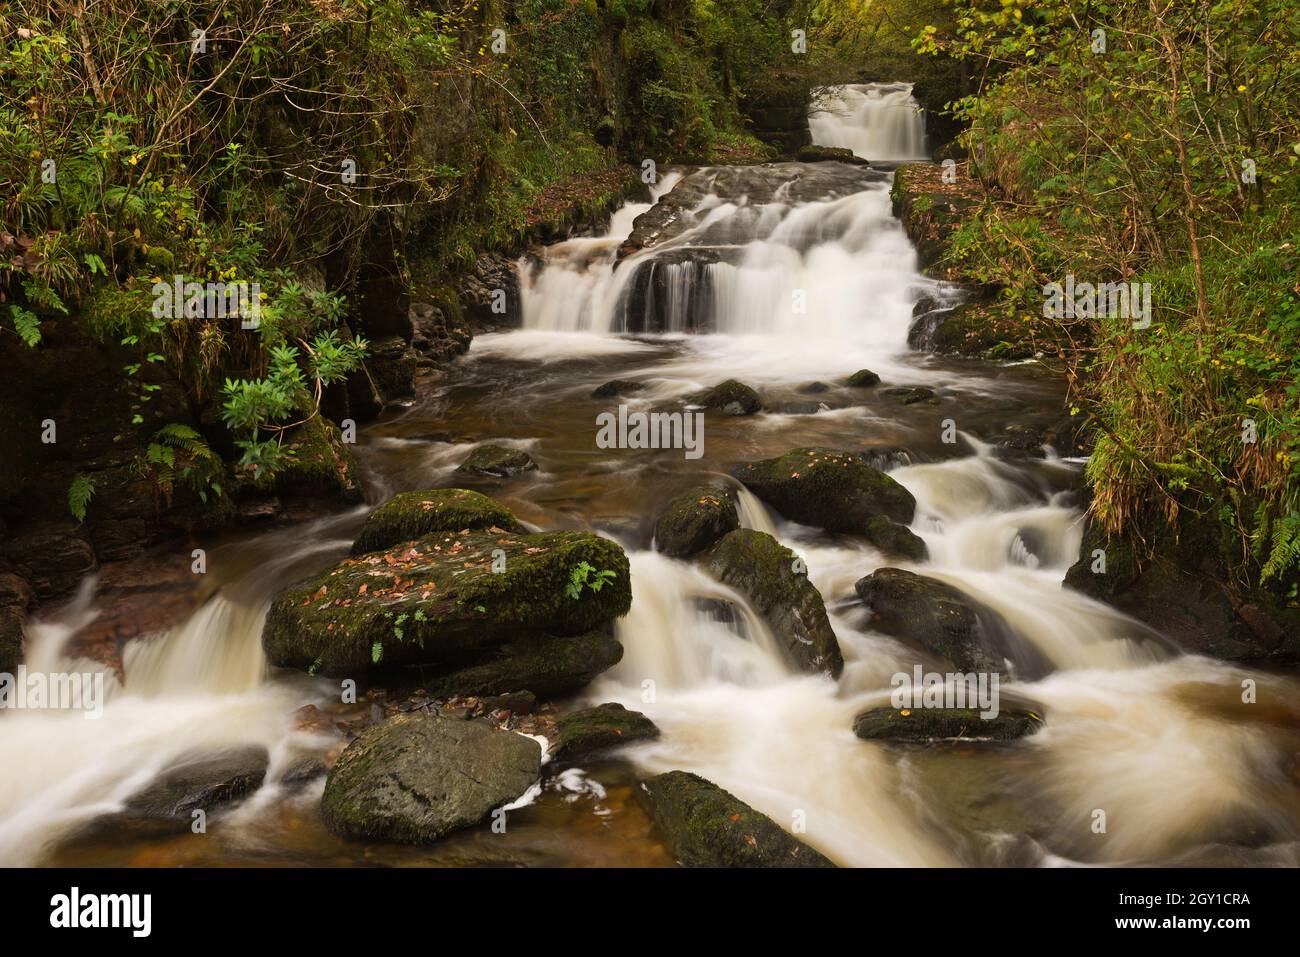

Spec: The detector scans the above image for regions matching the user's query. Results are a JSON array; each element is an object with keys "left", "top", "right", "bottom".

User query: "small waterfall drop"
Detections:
[{"left": 809, "top": 82, "right": 928, "bottom": 161}]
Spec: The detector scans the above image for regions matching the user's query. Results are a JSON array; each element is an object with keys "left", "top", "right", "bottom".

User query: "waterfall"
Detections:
[{"left": 809, "top": 82, "right": 928, "bottom": 161}]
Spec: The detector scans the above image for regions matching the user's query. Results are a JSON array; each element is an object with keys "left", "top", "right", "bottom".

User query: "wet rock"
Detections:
[
  {"left": 796, "top": 144, "right": 871, "bottom": 166},
  {"left": 687, "top": 379, "right": 762, "bottom": 416},
  {"left": 549, "top": 703, "right": 660, "bottom": 763},
  {"left": 845, "top": 369, "right": 880, "bottom": 387},
  {"left": 780, "top": 401, "right": 822, "bottom": 415},
  {"left": 881, "top": 386, "right": 937, "bottom": 405},
  {"left": 454, "top": 444, "right": 538, "bottom": 479},
  {"left": 863, "top": 515, "right": 928, "bottom": 561},
  {"left": 653, "top": 487, "right": 739, "bottom": 559},
  {"left": 279, "top": 755, "right": 329, "bottom": 790},
  {"left": 855, "top": 568, "right": 1046, "bottom": 675},
  {"left": 320, "top": 714, "right": 541, "bottom": 843},
  {"left": 990, "top": 424, "right": 1048, "bottom": 460},
  {"left": 420, "top": 629, "right": 625, "bottom": 700},
  {"left": 123, "top": 746, "right": 269, "bottom": 821},
  {"left": 591, "top": 379, "right": 647, "bottom": 399},
  {"left": 0, "top": 573, "right": 33, "bottom": 672},
  {"left": 731, "top": 447, "right": 917, "bottom": 534},
  {"left": 264, "top": 528, "right": 631, "bottom": 679},
  {"left": 460, "top": 252, "right": 522, "bottom": 328},
  {"left": 365, "top": 334, "right": 418, "bottom": 402},
  {"left": 859, "top": 446, "right": 915, "bottom": 471},
  {"left": 271, "top": 416, "right": 363, "bottom": 503},
  {"left": 853, "top": 706, "right": 1044, "bottom": 743},
  {"left": 480, "top": 690, "right": 537, "bottom": 716},
  {"left": 641, "top": 771, "right": 835, "bottom": 868},
  {"left": 0, "top": 523, "right": 97, "bottom": 601},
  {"left": 797, "top": 381, "right": 830, "bottom": 394},
  {"left": 352, "top": 488, "right": 522, "bottom": 556},
  {"left": 410, "top": 301, "right": 472, "bottom": 362},
  {"left": 703, "top": 529, "right": 843, "bottom": 678}
]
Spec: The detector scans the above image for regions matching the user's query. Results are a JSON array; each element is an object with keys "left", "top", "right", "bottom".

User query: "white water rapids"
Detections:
[{"left": 2, "top": 84, "right": 1297, "bottom": 868}]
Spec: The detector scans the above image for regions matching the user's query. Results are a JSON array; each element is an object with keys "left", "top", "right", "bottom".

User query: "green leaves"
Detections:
[
  {"left": 68, "top": 473, "right": 96, "bottom": 523},
  {"left": 8, "top": 305, "right": 41, "bottom": 347},
  {"left": 565, "top": 561, "right": 618, "bottom": 600}
]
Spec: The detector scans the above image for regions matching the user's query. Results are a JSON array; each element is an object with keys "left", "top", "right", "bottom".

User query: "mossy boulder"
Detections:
[
  {"left": 855, "top": 568, "right": 1048, "bottom": 676},
  {"left": 549, "top": 703, "right": 660, "bottom": 763},
  {"left": 273, "top": 416, "right": 363, "bottom": 502},
  {"left": 421, "top": 629, "right": 624, "bottom": 699},
  {"left": 853, "top": 706, "right": 1044, "bottom": 743},
  {"left": 703, "top": 528, "right": 843, "bottom": 678},
  {"left": 881, "top": 386, "right": 937, "bottom": 405},
  {"left": 264, "top": 528, "right": 631, "bottom": 678},
  {"left": 352, "top": 488, "right": 522, "bottom": 556},
  {"left": 796, "top": 144, "right": 870, "bottom": 166},
  {"left": 455, "top": 444, "right": 538, "bottom": 478},
  {"left": 731, "top": 448, "right": 924, "bottom": 557},
  {"left": 845, "top": 368, "right": 880, "bottom": 387},
  {"left": 653, "top": 486, "right": 739, "bottom": 558},
  {"left": 863, "top": 515, "right": 928, "bottom": 561},
  {"left": 641, "top": 771, "right": 835, "bottom": 868},
  {"left": 321, "top": 714, "right": 541, "bottom": 844},
  {"left": 687, "top": 379, "right": 762, "bottom": 416}
]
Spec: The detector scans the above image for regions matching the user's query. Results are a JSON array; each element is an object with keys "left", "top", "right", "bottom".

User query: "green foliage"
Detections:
[
  {"left": 565, "top": 561, "right": 618, "bottom": 600},
  {"left": 67, "top": 473, "right": 95, "bottom": 523},
  {"left": 140, "top": 423, "right": 225, "bottom": 505}
]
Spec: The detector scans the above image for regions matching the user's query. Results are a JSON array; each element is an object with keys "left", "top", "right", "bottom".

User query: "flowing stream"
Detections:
[{"left": 3, "top": 84, "right": 1298, "bottom": 868}]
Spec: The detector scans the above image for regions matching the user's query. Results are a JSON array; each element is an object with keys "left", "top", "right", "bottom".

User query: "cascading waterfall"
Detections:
[
  {"left": 809, "top": 82, "right": 928, "bottom": 161},
  {"left": 4, "top": 78, "right": 1298, "bottom": 869}
]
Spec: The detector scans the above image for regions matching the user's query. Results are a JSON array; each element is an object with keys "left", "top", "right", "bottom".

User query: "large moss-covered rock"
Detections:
[
  {"left": 855, "top": 568, "right": 1045, "bottom": 675},
  {"left": 687, "top": 379, "right": 762, "bottom": 416},
  {"left": 703, "top": 529, "right": 843, "bottom": 678},
  {"left": 853, "top": 706, "right": 1043, "bottom": 743},
  {"left": 421, "top": 629, "right": 624, "bottom": 699},
  {"left": 642, "top": 771, "right": 835, "bottom": 868},
  {"left": 454, "top": 445, "right": 537, "bottom": 478},
  {"left": 549, "top": 703, "right": 660, "bottom": 763},
  {"left": 731, "top": 448, "right": 924, "bottom": 557},
  {"left": 321, "top": 714, "right": 541, "bottom": 843},
  {"left": 653, "top": 487, "right": 738, "bottom": 559},
  {"left": 352, "top": 488, "right": 521, "bottom": 556},
  {"left": 264, "top": 528, "right": 631, "bottom": 676},
  {"left": 273, "top": 416, "right": 363, "bottom": 502}
]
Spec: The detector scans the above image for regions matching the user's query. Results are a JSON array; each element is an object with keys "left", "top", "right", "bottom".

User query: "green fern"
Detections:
[
  {"left": 8, "top": 306, "right": 41, "bottom": 347},
  {"left": 68, "top": 473, "right": 96, "bottom": 523},
  {"left": 1261, "top": 515, "right": 1300, "bottom": 584}
]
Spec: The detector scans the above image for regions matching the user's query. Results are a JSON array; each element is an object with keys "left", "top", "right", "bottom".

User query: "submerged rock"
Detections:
[
  {"left": 686, "top": 379, "right": 762, "bottom": 416},
  {"left": 352, "top": 488, "right": 522, "bottom": 555},
  {"left": 703, "top": 528, "right": 843, "bottom": 678},
  {"left": 591, "top": 379, "right": 647, "bottom": 399},
  {"left": 124, "top": 746, "right": 269, "bottom": 822},
  {"left": 797, "top": 381, "right": 830, "bottom": 394},
  {"left": 420, "top": 629, "right": 624, "bottom": 699},
  {"left": 855, "top": 568, "right": 1049, "bottom": 676},
  {"left": 455, "top": 444, "right": 538, "bottom": 478},
  {"left": 881, "top": 386, "right": 937, "bottom": 405},
  {"left": 653, "top": 487, "right": 739, "bottom": 559},
  {"left": 641, "top": 771, "right": 835, "bottom": 868},
  {"left": 549, "top": 703, "right": 660, "bottom": 762},
  {"left": 320, "top": 714, "right": 541, "bottom": 843},
  {"left": 731, "top": 447, "right": 924, "bottom": 558},
  {"left": 264, "top": 528, "right": 631, "bottom": 682},
  {"left": 852, "top": 706, "right": 1044, "bottom": 743}
]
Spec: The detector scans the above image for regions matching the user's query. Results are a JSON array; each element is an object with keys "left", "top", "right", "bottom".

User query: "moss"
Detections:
[
  {"left": 271, "top": 416, "right": 362, "bottom": 502},
  {"left": 852, "top": 707, "right": 1043, "bottom": 743},
  {"left": 653, "top": 486, "right": 738, "bottom": 559},
  {"left": 264, "top": 529, "right": 632, "bottom": 675},
  {"left": 795, "top": 144, "right": 869, "bottom": 166},
  {"left": 352, "top": 488, "right": 521, "bottom": 556},
  {"left": 731, "top": 447, "right": 916, "bottom": 533},
  {"left": 687, "top": 379, "right": 762, "bottom": 415},
  {"left": 550, "top": 703, "right": 659, "bottom": 762},
  {"left": 844, "top": 368, "right": 880, "bottom": 387},
  {"left": 641, "top": 771, "right": 835, "bottom": 868},
  {"left": 454, "top": 445, "right": 538, "bottom": 479},
  {"left": 420, "top": 630, "right": 624, "bottom": 700}
]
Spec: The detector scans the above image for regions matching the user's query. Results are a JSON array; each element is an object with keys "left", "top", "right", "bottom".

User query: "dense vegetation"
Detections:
[{"left": 919, "top": 0, "right": 1300, "bottom": 594}]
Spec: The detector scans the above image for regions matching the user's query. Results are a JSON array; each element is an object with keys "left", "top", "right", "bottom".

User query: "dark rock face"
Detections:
[
  {"left": 549, "top": 703, "right": 660, "bottom": 763},
  {"left": 653, "top": 487, "right": 739, "bottom": 559},
  {"left": 1064, "top": 518, "right": 1300, "bottom": 662},
  {"left": 0, "top": 524, "right": 97, "bottom": 602},
  {"left": 364, "top": 334, "right": 418, "bottom": 402},
  {"left": 641, "top": 771, "right": 835, "bottom": 868},
  {"left": 123, "top": 747, "right": 269, "bottom": 822},
  {"left": 853, "top": 706, "right": 1043, "bottom": 743},
  {"left": 264, "top": 522, "right": 632, "bottom": 694},
  {"left": 855, "top": 568, "right": 1050, "bottom": 677},
  {"left": 321, "top": 714, "right": 541, "bottom": 843},
  {"left": 686, "top": 379, "right": 762, "bottom": 416},
  {"left": 410, "top": 300, "right": 472, "bottom": 363},
  {"left": 454, "top": 445, "right": 538, "bottom": 479},
  {"left": 460, "top": 252, "right": 522, "bottom": 328},
  {"left": 704, "top": 529, "right": 843, "bottom": 678},
  {"left": 351, "top": 488, "right": 522, "bottom": 556},
  {"left": 731, "top": 448, "right": 924, "bottom": 558},
  {"left": 0, "top": 572, "right": 33, "bottom": 672},
  {"left": 591, "top": 379, "right": 647, "bottom": 399}
]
